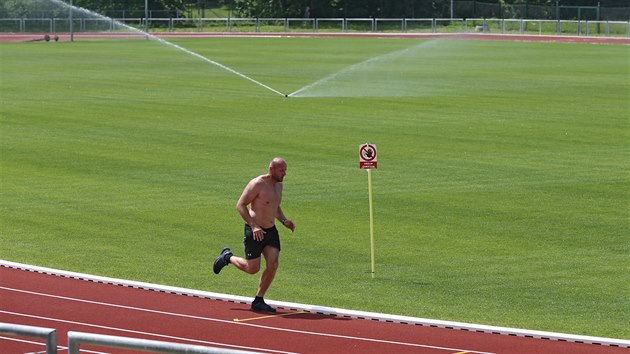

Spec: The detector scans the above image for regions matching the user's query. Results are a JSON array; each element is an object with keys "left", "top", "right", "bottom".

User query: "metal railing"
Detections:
[
  {"left": 67, "top": 331, "right": 257, "bottom": 354},
  {"left": 0, "top": 322, "right": 58, "bottom": 354},
  {"left": 0, "top": 323, "right": 257, "bottom": 354},
  {"left": 0, "top": 17, "right": 628, "bottom": 38}
]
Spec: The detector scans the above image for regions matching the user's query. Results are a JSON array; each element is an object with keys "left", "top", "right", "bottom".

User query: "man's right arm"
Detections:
[
  {"left": 236, "top": 178, "right": 265, "bottom": 240},
  {"left": 236, "top": 179, "right": 257, "bottom": 226}
]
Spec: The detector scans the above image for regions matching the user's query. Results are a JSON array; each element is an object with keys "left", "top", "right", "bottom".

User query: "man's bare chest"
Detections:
[{"left": 256, "top": 185, "right": 281, "bottom": 207}]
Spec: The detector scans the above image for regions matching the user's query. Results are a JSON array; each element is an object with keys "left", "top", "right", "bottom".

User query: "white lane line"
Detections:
[
  {"left": 0, "top": 310, "right": 292, "bottom": 354},
  {"left": 0, "top": 286, "right": 495, "bottom": 354}
]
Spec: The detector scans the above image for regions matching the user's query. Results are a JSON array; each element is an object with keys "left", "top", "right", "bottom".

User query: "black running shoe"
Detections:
[
  {"left": 251, "top": 301, "right": 276, "bottom": 313},
  {"left": 213, "top": 247, "right": 232, "bottom": 274}
]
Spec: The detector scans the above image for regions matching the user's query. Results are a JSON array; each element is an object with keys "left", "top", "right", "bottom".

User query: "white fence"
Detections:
[{"left": 1, "top": 17, "right": 629, "bottom": 37}]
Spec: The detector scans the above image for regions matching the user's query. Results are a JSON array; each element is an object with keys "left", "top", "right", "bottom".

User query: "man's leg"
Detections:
[
  {"left": 215, "top": 224, "right": 263, "bottom": 275},
  {"left": 250, "top": 246, "right": 279, "bottom": 313},
  {"left": 230, "top": 255, "right": 260, "bottom": 275},
  {"left": 213, "top": 248, "right": 260, "bottom": 275},
  {"left": 256, "top": 246, "right": 279, "bottom": 298}
]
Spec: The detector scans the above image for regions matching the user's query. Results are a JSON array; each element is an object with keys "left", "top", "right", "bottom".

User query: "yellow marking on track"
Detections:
[
  {"left": 454, "top": 352, "right": 470, "bottom": 354},
  {"left": 234, "top": 311, "right": 307, "bottom": 322}
]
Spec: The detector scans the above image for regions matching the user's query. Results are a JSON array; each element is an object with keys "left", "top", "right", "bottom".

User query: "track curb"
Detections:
[{"left": 2, "top": 259, "right": 628, "bottom": 348}]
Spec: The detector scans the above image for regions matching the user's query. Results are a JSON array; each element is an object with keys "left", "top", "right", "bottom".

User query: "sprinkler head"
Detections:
[{"left": 285, "top": 94, "right": 289, "bottom": 98}]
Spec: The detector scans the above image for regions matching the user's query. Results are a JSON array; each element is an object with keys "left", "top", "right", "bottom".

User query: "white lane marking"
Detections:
[
  {"left": 0, "top": 310, "right": 292, "bottom": 354},
  {"left": 0, "top": 286, "right": 495, "bottom": 354}
]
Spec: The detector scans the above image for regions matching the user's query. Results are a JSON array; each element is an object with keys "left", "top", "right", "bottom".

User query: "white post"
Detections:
[
  {"left": 359, "top": 143, "right": 378, "bottom": 278},
  {"left": 367, "top": 168, "right": 375, "bottom": 278}
]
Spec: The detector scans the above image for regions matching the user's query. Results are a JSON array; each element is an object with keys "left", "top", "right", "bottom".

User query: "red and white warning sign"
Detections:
[{"left": 359, "top": 143, "right": 378, "bottom": 169}]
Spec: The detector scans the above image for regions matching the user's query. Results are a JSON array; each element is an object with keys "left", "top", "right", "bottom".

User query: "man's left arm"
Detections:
[{"left": 276, "top": 206, "right": 295, "bottom": 232}]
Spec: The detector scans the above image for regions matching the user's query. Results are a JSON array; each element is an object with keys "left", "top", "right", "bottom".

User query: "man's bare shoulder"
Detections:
[
  {"left": 246, "top": 175, "right": 268, "bottom": 189},
  {"left": 238, "top": 175, "right": 266, "bottom": 205},
  {"left": 254, "top": 174, "right": 269, "bottom": 183}
]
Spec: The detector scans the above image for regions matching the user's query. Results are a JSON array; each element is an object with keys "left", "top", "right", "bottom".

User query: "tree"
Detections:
[
  {"left": 0, "top": 0, "right": 68, "bottom": 17},
  {"left": 72, "top": 0, "right": 185, "bottom": 17},
  {"left": 230, "top": 0, "right": 460, "bottom": 18}
]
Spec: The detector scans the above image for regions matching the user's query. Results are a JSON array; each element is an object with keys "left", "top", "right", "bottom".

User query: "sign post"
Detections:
[{"left": 359, "top": 143, "right": 377, "bottom": 278}]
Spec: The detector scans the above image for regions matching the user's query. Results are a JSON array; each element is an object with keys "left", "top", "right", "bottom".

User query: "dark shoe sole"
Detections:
[
  {"left": 251, "top": 302, "right": 276, "bottom": 313},
  {"left": 213, "top": 247, "right": 231, "bottom": 274}
]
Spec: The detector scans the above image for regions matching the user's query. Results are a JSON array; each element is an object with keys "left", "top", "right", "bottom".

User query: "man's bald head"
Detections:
[
  {"left": 270, "top": 157, "right": 286, "bottom": 169},
  {"left": 269, "top": 157, "right": 287, "bottom": 182}
]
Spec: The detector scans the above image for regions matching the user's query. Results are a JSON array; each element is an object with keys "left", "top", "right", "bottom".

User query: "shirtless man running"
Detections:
[{"left": 213, "top": 157, "right": 295, "bottom": 313}]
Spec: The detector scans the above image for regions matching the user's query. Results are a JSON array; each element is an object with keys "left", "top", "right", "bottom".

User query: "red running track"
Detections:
[{"left": 0, "top": 265, "right": 627, "bottom": 354}]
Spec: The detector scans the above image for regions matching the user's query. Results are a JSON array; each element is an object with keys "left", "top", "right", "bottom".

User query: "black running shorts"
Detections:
[{"left": 243, "top": 224, "right": 281, "bottom": 260}]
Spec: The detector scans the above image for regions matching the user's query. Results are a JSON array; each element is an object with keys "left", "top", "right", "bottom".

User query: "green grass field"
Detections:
[{"left": 1, "top": 36, "right": 628, "bottom": 339}]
